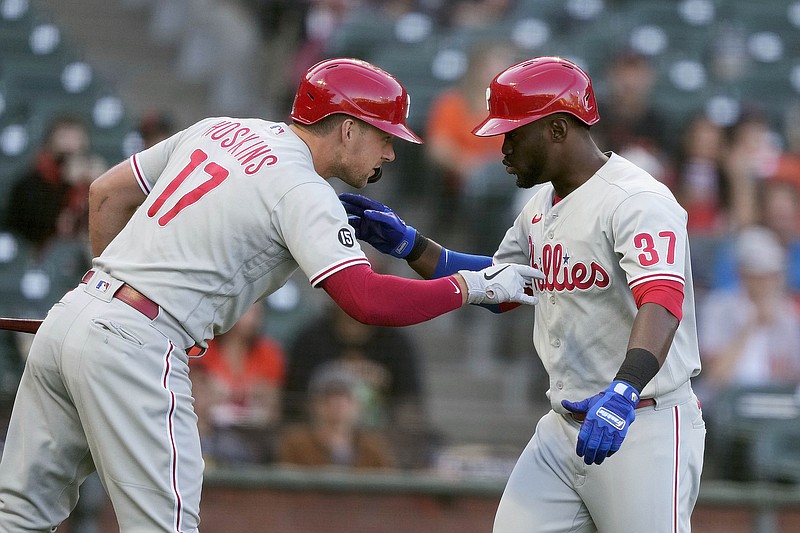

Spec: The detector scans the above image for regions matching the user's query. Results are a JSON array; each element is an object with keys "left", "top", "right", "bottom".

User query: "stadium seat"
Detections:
[
  {"left": 706, "top": 384, "right": 800, "bottom": 482},
  {"left": 323, "top": 7, "right": 397, "bottom": 60},
  {"left": 0, "top": 231, "right": 32, "bottom": 315},
  {"left": 0, "top": 0, "right": 36, "bottom": 33},
  {"left": 369, "top": 39, "right": 447, "bottom": 133},
  {"left": 751, "top": 423, "right": 800, "bottom": 484}
]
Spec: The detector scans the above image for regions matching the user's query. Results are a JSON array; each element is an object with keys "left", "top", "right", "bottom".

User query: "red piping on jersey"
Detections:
[
  {"left": 161, "top": 342, "right": 186, "bottom": 532},
  {"left": 320, "top": 264, "right": 462, "bottom": 326},
  {"left": 629, "top": 272, "right": 685, "bottom": 288},
  {"left": 130, "top": 154, "right": 151, "bottom": 194},
  {"left": 310, "top": 257, "right": 371, "bottom": 286},
  {"left": 672, "top": 405, "right": 680, "bottom": 533},
  {"left": 630, "top": 279, "right": 684, "bottom": 320}
]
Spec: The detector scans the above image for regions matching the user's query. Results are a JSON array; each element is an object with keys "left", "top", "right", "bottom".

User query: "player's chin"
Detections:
[
  {"left": 354, "top": 176, "right": 371, "bottom": 189},
  {"left": 515, "top": 174, "right": 537, "bottom": 189}
]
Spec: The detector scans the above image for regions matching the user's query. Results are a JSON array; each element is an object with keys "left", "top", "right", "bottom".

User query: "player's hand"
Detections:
[
  {"left": 561, "top": 380, "right": 639, "bottom": 465},
  {"left": 457, "top": 263, "right": 543, "bottom": 306},
  {"left": 340, "top": 193, "right": 417, "bottom": 259}
]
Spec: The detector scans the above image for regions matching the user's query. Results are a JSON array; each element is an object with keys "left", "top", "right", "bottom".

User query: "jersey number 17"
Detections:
[{"left": 148, "top": 148, "right": 230, "bottom": 226}]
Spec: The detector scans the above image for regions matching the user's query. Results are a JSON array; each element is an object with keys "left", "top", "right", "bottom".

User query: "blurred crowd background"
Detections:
[{"left": 2, "top": 0, "right": 800, "bottom": 529}]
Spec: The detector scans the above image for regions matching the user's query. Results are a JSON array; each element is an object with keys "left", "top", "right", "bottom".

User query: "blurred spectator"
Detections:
[
  {"left": 424, "top": 41, "right": 516, "bottom": 246},
  {"left": 768, "top": 99, "right": 800, "bottom": 187},
  {"left": 711, "top": 179, "right": 800, "bottom": 294},
  {"left": 191, "top": 302, "right": 285, "bottom": 466},
  {"left": 289, "top": 0, "right": 359, "bottom": 80},
  {"left": 174, "top": 0, "right": 265, "bottom": 115},
  {"left": 283, "top": 302, "right": 434, "bottom": 469},
  {"left": 444, "top": 0, "right": 513, "bottom": 29},
  {"left": 137, "top": 109, "right": 177, "bottom": 149},
  {"left": 698, "top": 225, "right": 800, "bottom": 401},
  {"left": 59, "top": 152, "right": 108, "bottom": 243},
  {"left": 719, "top": 110, "right": 783, "bottom": 230},
  {"left": 0, "top": 114, "right": 95, "bottom": 335},
  {"left": 277, "top": 362, "right": 395, "bottom": 469},
  {"left": 673, "top": 113, "right": 730, "bottom": 235},
  {"left": 256, "top": 0, "right": 364, "bottom": 112},
  {"left": 1, "top": 114, "right": 101, "bottom": 533},
  {"left": 5, "top": 114, "right": 103, "bottom": 249},
  {"left": 697, "top": 225, "right": 800, "bottom": 479},
  {"left": 593, "top": 51, "right": 671, "bottom": 182}
]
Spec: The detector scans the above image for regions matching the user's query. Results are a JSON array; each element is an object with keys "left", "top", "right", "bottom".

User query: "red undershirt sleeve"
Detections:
[
  {"left": 319, "top": 264, "right": 464, "bottom": 326},
  {"left": 630, "top": 279, "right": 684, "bottom": 320}
]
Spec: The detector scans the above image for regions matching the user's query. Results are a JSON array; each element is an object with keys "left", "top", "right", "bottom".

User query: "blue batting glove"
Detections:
[
  {"left": 340, "top": 193, "right": 418, "bottom": 259},
  {"left": 561, "top": 380, "right": 639, "bottom": 465}
]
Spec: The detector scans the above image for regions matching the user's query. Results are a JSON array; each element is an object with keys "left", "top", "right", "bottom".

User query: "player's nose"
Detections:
[
  {"left": 502, "top": 134, "right": 513, "bottom": 155},
  {"left": 383, "top": 144, "right": 396, "bottom": 162}
]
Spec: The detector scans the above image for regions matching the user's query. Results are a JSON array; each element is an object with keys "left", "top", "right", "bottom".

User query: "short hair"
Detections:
[
  {"left": 292, "top": 113, "right": 352, "bottom": 136},
  {"left": 550, "top": 112, "right": 591, "bottom": 130}
]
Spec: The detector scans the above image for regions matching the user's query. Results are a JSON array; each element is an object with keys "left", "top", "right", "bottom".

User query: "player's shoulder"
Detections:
[
  {"left": 187, "top": 116, "right": 288, "bottom": 138},
  {"left": 597, "top": 152, "right": 676, "bottom": 200}
]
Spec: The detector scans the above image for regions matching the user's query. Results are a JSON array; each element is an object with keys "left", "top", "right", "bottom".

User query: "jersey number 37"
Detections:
[{"left": 634, "top": 231, "right": 676, "bottom": 267}]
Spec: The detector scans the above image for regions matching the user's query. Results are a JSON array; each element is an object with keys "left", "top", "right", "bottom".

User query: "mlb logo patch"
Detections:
[{"left": 95, "top": 280, "right": 111, "bottom": 293}]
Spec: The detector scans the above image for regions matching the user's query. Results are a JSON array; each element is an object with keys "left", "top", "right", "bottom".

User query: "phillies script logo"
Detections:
[{"left": 530, "top": 239, "right": 611, "bottom": 291}]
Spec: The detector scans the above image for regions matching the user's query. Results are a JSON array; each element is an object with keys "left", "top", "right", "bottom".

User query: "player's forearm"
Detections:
[
  {"left": 88, "top": 160, "right": 147, "bottom": 256},
  {"left": 616, "top": 303, "right": 678, "bottom": 392},
  {"left": 626, "top": 302, "right": 679, "bottom": 366},
  {"left": 321, "top": 264, "right": 465, "bottom": 326},
  {"left": 406, "top": 237, "right": 443, "bottom": 279},
  {"left": 407, "top": 238, "right": 494, "bottom": 281}
]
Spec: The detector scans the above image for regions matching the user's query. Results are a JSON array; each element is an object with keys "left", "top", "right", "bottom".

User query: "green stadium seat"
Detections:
[
  {"left": 323, "top": 7, "right": 397, "bottom": 60},
  {"left": 751, "top": 423, "right": 800, "bottom": 483},
  {"left": 369, "top": 39, "right": 447, "bottom": 132},
  {"left": 0, "top": 0, "right": 36, "bottom": 32},
  {"left": 707, "top": 384, "right": 800, "bottom": 482}
]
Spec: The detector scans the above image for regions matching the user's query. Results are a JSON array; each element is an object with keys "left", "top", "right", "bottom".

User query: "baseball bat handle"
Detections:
[{"left": 0, "top": 318, "right": 43, "bottom": 334}]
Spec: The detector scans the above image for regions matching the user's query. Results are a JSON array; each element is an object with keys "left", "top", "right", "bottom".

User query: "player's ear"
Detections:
[
  {"left": 340, "top": 117, "right": 358, "bottom": 143},
  {"left": 549, "top": 116, "right": 569, "bottom": 143}
]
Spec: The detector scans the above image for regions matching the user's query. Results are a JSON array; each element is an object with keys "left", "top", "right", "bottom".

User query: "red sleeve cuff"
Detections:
[{"left": 630, "top": 279, "right": 684, "bottom": 320}]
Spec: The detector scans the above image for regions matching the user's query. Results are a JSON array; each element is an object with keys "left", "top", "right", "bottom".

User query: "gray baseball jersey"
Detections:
[
  {"left": 495, "top": 152, "right": 701, "bottom": 408},
  {"left": 491, "top": 153, "right": 705, "bottom": 533},
  {"left": 98, "top": 117, "right": 369, "bottom": 346},
  {"left": 0, "top": 117, "right": 370, "bottom": 532}
]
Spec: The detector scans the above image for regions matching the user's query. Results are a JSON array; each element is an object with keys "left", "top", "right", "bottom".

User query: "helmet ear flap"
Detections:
[
  {"left": 472, "top": 56, "right": 600, "bottom": 137},
  {"left": 291, "top": 58, "right": 423, "bottom": 144}
]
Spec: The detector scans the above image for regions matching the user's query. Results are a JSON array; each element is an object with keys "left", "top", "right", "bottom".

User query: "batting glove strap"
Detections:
[{"left": 458, "top": 263, "right": 543, "bottom": 306}]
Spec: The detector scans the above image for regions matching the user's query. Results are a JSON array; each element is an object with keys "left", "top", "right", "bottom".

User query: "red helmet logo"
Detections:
[
  {"left": 291, "top": 58, "right": 423, "bottom": 144},
  {"left": 472, "top": 56, "right": 600, "bottom": 137}
]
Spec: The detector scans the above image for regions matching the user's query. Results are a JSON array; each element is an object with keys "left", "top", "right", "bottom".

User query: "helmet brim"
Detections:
[
  {"left": 471, "top": 117, "right": 526, "bottom": 137},
  {"left": 373, "top": 121, "right": 424, "bottom": 144}
]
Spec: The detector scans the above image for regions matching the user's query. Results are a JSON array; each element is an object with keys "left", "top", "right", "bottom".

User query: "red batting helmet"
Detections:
[
  {"left": 291, "top": 58, "right": 423, "bottom": 144},
  {"left": 472, "top": 56, "right": 600, "bottom": 137}
]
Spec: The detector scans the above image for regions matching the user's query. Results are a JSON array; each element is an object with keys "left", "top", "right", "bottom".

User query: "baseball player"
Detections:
[
  {"left": 0, "top": 58, "right": 543, "bottom": 532},
  {"left": 342, "top": 57, "right": 706, "bottom": 532}
]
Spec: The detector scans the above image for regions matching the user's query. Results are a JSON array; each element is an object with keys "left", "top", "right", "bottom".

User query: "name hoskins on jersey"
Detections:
[{"left": 202, "top": 119, "right": 279, "bottom": 174}]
